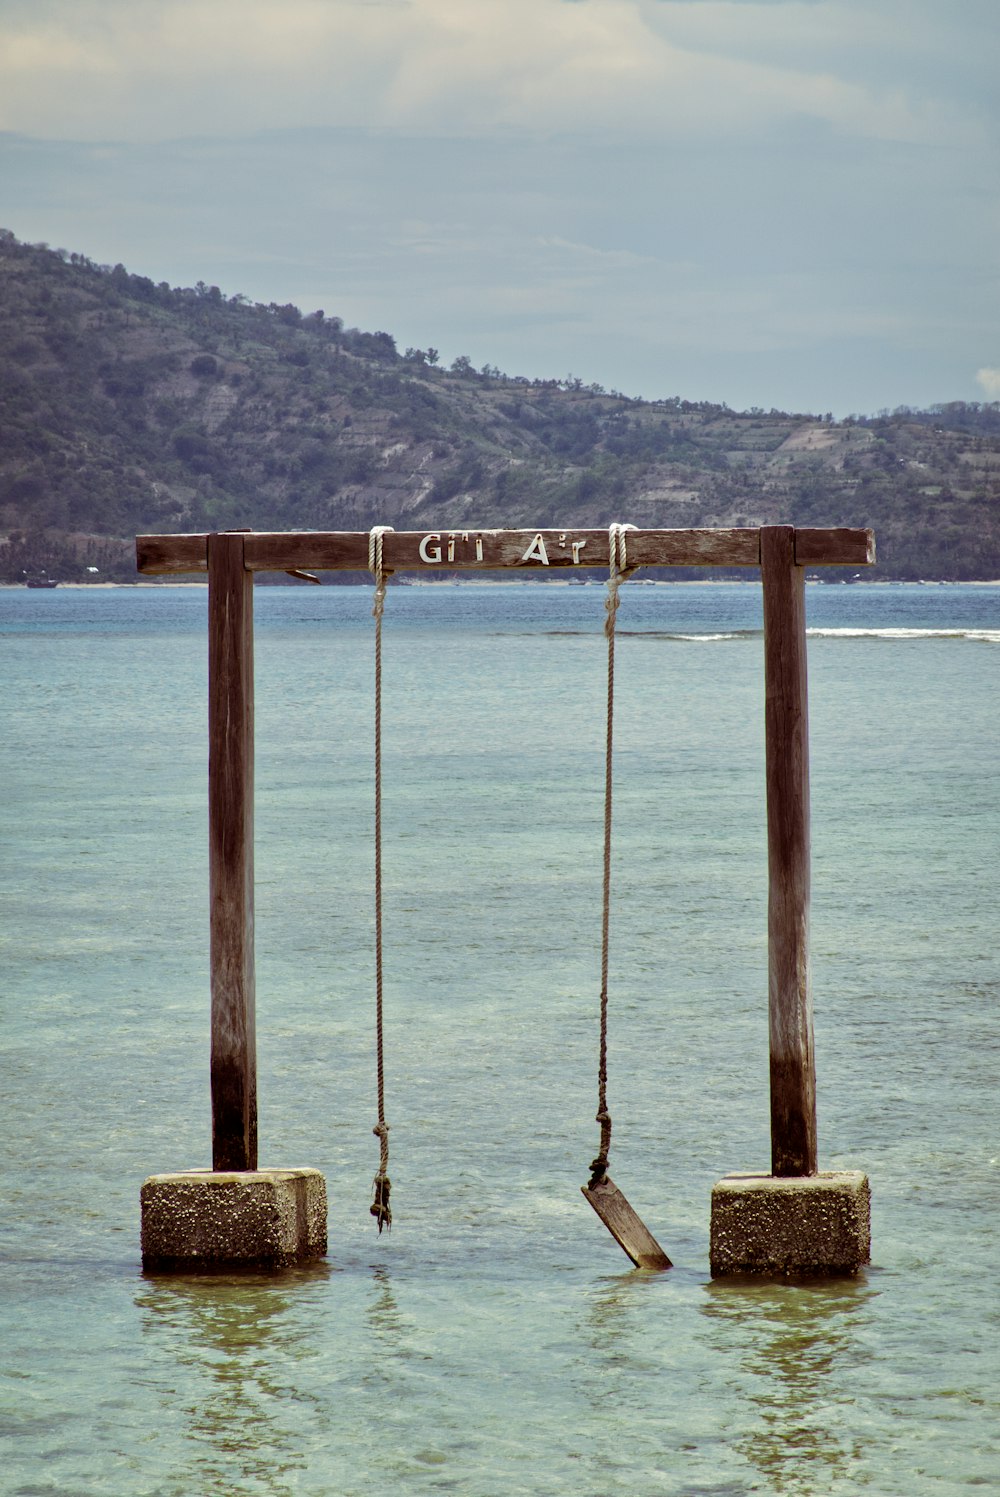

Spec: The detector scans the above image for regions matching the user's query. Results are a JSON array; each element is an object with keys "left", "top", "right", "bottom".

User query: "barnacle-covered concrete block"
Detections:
[
  {"left": 141, "top": 1168, "right": 327, "bottom": 1270},
  {"left": 710, "top": 1171, "right": 870, "bottom": 1277}
]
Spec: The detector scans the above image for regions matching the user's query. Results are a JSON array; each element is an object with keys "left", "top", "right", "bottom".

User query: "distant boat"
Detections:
[{"left": 25, "top": 576, "right": 58, "bottom": 589}]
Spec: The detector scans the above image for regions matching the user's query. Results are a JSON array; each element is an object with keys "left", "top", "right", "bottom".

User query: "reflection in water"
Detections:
[
  {"left": 586, "top": 1270, "right": 663, "bottom": 1342},
  {"left": 700, "top": 1276, "right": 877, "bottom": 1493},
  {"left": 360, "top": 1263, "right": 433, "bottom": 1393},
  {"left": 136, "top": 1264, "right": 331, "bottom": 1496},
  {"left": 580, "top": 1267, "right": 671, "bottom": 1381},
  {"left": 366, "top": 1264, "right": 403, "bottom": 1345}
]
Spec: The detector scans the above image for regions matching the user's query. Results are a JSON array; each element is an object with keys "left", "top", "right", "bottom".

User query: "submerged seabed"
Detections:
[{"left": 1, "top": 582, "right": 998, "bottom": 1496}]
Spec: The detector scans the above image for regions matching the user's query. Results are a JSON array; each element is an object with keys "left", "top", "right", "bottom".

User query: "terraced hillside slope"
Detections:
[{"left": 2, "top": 230, "right": 998, "bottom": 580}]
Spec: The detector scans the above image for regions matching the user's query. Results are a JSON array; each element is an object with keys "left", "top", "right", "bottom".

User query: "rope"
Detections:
[
  {"left": 589, "top": 522, "right": 637, "bottom": 1190},
  {"left": 369, "top": 525, "right": 394, "bottom": 1231}
]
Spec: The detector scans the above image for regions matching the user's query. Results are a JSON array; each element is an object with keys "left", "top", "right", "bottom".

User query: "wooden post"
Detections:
[
  {"left": 208, "top": 532, "right": 257, "bottom": 1171},
  {"left": 761, "top": 526, "right": 817, "bottom": 1177}
]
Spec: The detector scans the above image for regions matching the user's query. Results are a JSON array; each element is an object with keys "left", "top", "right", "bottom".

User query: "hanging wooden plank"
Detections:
[
  {"left": 137, "top": 526, "right": 875, "bottom": 575},
  {"left": 761, "top": 525, "right": 817, "bottom": 1178},
  {"left": 582, "top": 1178, "right": 673, "bottom": 1270},
  {"left": 208, "top": 532, "right": 257, "bottom": 1172}
]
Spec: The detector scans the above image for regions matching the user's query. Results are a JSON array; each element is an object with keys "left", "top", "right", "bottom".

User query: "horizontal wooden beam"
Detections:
[
  {"left": 793, "top": 527, "right": 876, "bottom": 568},
  {"left": 137, "top": 532, "right": 212, "bottom": 575},
  {"left": 136, "top": 526, "right": 875, "bottom": 576}
]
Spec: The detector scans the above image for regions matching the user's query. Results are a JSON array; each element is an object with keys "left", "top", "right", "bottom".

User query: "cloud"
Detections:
[
  {"left": 0, "top": 3, "right": 995, "bottom": 415},
  {"left": 0, "top": 0, "right": 988, "bottom": 146},
  {"left": 976, "top": 368, "right": 1000, "bottom": 400}
]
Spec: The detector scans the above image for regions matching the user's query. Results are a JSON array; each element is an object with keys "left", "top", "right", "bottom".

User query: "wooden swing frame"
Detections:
[{"left": 136, "top": 524, "right": 874, "bottom": 1183}]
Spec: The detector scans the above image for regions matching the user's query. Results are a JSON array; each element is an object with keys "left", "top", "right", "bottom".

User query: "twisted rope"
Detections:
[
  {"left": 589, "top": 522, "right": 637, "bottom": 1189},
  {"left": 369, "top": 525, "right": 394, "bottom": 1231}
]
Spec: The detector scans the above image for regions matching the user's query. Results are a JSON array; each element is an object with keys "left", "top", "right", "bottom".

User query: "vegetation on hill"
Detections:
[{"left": 2, "top": 229, "right": 998, "bottom": 582}]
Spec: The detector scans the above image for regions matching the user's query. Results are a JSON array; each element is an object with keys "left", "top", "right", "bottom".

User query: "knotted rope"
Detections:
[
  {"left": 369, "top": 525, "right": 394, "bottom": 1231},
  {"left": 589, "top": 522, "right": 638, "bottom": 1190}
]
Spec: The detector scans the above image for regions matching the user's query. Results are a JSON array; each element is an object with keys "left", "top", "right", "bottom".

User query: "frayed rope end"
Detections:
[{"left": 370, "top": 1173, "right": 392, "bottom": 1233}]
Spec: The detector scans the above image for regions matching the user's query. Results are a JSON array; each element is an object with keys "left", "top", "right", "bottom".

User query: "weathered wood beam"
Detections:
[
  {"left": 136, "top": 526, "right": 875, "bottom": 575},
  {"left": 138, "top": 532, "right": 211, "bottom": 575},
  {"left": 761, "top": 525, "right": 817, "bottom": 1178},
  {"left": 794, "top": 527, "right": 876, "bottom": 568},
  {"left": 208, "top": 533, "right": 257, "bottom": 1172},
  {"left": 241, "top": 527, "right": 765, "bottom": 572}
]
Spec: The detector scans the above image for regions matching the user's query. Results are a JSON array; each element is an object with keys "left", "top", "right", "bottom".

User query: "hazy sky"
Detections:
[{"left": 1, "top": 0, "right": 997, "bottom": 414}]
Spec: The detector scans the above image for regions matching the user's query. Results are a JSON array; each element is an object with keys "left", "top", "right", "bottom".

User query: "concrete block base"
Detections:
[
  {"left": 710, "top": 1170, "right": 870, "bottom": 1277},
  {"left": 141, "top": 1168, "right": 327, "bottom": 1271}
]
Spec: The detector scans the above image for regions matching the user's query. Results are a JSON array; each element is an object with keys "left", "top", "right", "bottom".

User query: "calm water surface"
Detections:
[{"left": 1, "top": 581, "right": 998, "bottom": 1495}]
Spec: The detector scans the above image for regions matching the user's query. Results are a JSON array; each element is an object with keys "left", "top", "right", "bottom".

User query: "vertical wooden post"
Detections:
[
  {"left": 208, "top": 532, "right": 257, "bottom": 1171},
  {"left": 761, "top": 526, "right": 817, "bottom": 1177}
]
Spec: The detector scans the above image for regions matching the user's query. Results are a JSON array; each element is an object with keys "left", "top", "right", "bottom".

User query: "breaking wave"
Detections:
[
  {"left": 806, "top": 627, "right": 1000, "bottom": 643},
  {"left": 539, "top": 626, "right": 1000, "bottom": 644}
]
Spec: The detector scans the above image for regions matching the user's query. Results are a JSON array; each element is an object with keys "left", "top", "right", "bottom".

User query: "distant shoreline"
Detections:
[{"left": 4, "top": 578, "right": 1000, "bottom": 590}]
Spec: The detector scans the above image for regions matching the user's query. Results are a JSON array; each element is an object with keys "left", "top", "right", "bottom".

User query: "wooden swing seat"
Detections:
[{"left": 582, "top": 1177, "right": 672, "bottom": 1270}]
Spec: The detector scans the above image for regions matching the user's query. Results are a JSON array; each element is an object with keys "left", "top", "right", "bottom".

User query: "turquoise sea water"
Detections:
[{"left": 1, "top": 580, "right": 998, "bottom": 1496}]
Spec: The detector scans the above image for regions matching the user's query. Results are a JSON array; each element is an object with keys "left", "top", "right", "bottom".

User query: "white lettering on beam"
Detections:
[
  {"left": 420, "top": 530, "right": 579, "bottom": 567},
  {"left": 520, "top": 533, "right": 550, "bottom": 565}
]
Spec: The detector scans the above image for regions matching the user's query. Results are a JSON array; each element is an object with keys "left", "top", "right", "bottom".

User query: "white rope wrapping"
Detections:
[
  {"left": 368, "top": 525, "right": 394, "bottom": 1229},
  {"left": 369, "top": 525, "right": 393, "bottom": 621},
  {"left": 604, "top": 521, "right": 638, "bottom": 636}
]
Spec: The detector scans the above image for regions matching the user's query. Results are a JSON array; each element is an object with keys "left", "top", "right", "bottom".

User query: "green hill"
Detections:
[{"left": 2, "top": 229, "right": 998, "bottom": 581}]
